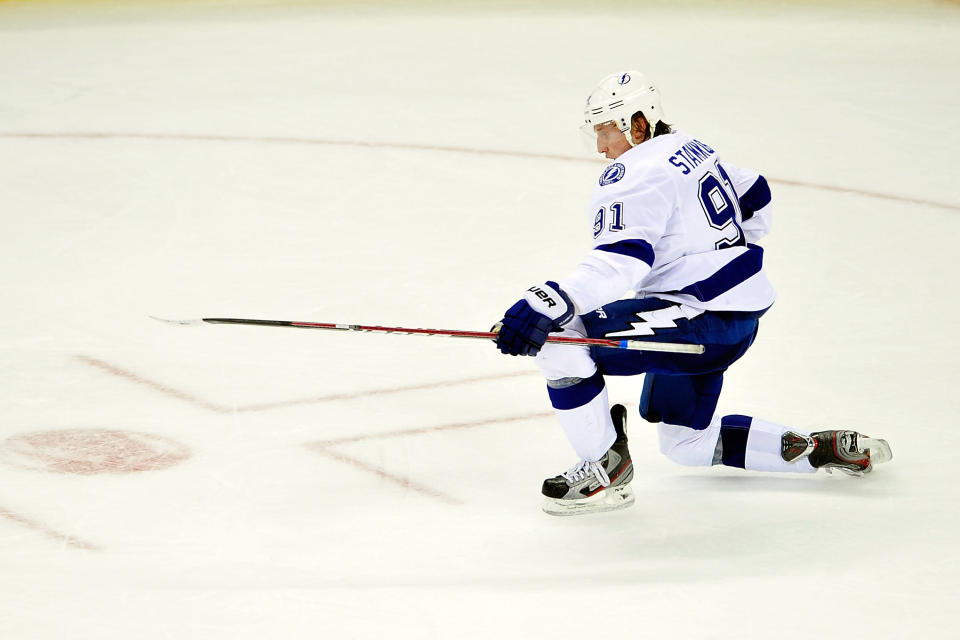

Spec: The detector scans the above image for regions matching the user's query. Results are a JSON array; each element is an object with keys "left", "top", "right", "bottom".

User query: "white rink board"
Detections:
[{"left": 1, "top": 2, "right": 958, "bottom": 639}]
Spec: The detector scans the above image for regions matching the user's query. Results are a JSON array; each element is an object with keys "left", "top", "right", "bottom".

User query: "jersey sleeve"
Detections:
[
  {"left": 722, "top": 162, "right": 773, "bottom": 243},
  {"left": 558, "top": 168, "right": 673, "bottom": 314}
]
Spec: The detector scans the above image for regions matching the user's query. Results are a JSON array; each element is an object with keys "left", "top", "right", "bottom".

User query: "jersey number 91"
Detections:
[{"left": 698, "top": 162, "right": 745, "bottom": 249}]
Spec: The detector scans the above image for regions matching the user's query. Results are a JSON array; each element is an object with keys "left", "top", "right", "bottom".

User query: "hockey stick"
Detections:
[{"left": 150, "top": 316, "right": 705, "bottom": 354}]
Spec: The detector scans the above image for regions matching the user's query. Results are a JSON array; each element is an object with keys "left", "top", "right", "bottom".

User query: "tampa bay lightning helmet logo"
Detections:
[
  {"left": 599, "top": 162, "right": 626, "bottom": 186},
  {"left": 618, "top": 73, "right": 631, "bottom": 85}
]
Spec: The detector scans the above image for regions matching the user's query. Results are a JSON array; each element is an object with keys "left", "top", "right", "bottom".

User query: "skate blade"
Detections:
[
  {"left": 824, "top": 466, "right": 866, "bottom": 478},
  {"left": 542, "top": 485, "right": 635, "bottom": 517},
  {"left": 860, "top": 437, "right": 893, "bottom": 465}
]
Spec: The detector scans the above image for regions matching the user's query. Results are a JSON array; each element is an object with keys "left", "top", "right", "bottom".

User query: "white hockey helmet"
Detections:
[{"left": 581, "top": 71, "right": 665, "bottom": 146}]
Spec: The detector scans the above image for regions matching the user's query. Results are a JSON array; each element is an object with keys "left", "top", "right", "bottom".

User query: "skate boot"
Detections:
[
  {"left": 541, "top": 404, "right": 634, "bottom": 516},
  {"left": 781, "top": 429, "right": 893, "bottom": 477}
]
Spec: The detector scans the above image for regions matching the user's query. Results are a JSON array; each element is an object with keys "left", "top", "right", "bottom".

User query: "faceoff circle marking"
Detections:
[{"left": 0, "top": 429, "right": 191, "bottom": 475}]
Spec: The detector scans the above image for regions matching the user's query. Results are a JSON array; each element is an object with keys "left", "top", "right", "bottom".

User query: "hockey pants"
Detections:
[{"left": 534, "top": 297, "right": 814, "bottom": 473}]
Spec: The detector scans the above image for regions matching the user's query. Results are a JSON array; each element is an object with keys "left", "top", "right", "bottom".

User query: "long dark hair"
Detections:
[
  {"left": 631, "top": 111, "right": 672, "bottom": 142},
  {"left": 653, "top": 120, "right": 672, "bottom": 137}
]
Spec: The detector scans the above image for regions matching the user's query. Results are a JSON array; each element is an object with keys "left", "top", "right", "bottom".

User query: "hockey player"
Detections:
[{"left": 493, "top": 71, "right": 892, "bottom": 516}]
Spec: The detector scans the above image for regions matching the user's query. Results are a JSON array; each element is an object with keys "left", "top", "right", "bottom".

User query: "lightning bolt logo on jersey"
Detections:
[
  {"left": 558, "top": 129, "right": 776, "bottom": 315},
  {"left": 602, "top": 304, "right": 705, "bottom": 338}
]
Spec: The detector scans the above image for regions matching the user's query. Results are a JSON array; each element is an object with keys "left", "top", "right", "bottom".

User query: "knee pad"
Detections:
[
  {"left": 534, "top": 317, "right": 596, "bottom": 380},
  {"left": 639, "top": 372, "right": 723, "bottom": 430}
]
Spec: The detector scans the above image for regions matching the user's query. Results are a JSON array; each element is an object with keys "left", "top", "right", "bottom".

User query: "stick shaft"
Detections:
[{"left": 200, "top": 317, "right": 705, "bottom": 354}]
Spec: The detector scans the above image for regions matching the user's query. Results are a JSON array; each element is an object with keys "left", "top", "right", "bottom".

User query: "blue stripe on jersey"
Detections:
[
  {"left": 546, "top": 370, "right": 605, "bottom": 411},
  {"left": 677, "top": 245, "right": 764, "bottom": 302},
  {"left": 720, "top": 414, "right": 752, "bottom": 468},
  {"left": 739, "top": 176, "right": 771, "bottom": 222},
  {"left": 595, "top": 238, "right": 655, "bottom": 267}
]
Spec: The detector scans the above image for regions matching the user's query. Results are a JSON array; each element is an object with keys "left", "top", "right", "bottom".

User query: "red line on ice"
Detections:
[
  {"left": 238, "top": 369, "right": 536, "bottom": 412},
  {"left": 75, "top": 355, "right": 231, "bottom": 414},
  {"left": 75, "top": 356, "right": 552, "bottom": 506},
  {"left": 0, "top": 506, "right": 99, "bottom": 551},
  {"left": 75, "top": 354, "right": 537, "bottom": 414},
  {"left": 309, "top": 447, "right": 463, "bottom": 505},
  {"left": 3, "top": 131, "right": 957, "bottom": 213},
  {"left": 313, "top": 410, "right": 554, "bottom": 447},
  {"left": 307, "top": 410, "right": 552, "bottom": 504}
]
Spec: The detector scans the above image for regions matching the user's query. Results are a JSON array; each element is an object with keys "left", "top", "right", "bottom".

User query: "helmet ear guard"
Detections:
[{"left": 581, "top": 71, "right": 666, "bottom": 148}]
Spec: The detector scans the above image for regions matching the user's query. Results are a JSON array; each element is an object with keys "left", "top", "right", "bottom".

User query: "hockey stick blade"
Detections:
[
  {"left": 150, "top": 316, "right": 705, "bottom": 354},
  {"left": 149, "top": 316, "right": 206, "bottom": 327}
]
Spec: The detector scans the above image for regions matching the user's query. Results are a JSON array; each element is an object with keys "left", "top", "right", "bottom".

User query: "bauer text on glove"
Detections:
[{"left": 494, "top": 281, "right": 575, "bottom": 357}]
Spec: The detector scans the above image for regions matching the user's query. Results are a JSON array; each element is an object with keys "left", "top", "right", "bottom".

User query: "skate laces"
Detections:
[{"left": 562, "top": 458, "right": 611, "bottom": 487}]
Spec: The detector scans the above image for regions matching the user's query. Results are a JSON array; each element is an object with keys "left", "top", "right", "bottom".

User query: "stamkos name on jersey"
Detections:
[{"left": 668, "top": 138, "right": 716, "bottom": 175}]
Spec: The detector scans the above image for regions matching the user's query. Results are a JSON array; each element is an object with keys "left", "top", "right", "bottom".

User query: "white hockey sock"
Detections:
[
  {"left": 554, "top": 385, "right": 616, "bottom": 462},
  {"left": 738, "top": 416, "right": 815, "bottom": 473}
]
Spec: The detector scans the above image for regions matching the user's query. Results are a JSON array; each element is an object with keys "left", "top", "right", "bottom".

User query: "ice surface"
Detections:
[{"left": 1, "top": 1, "right": 958, "bottom": 638}]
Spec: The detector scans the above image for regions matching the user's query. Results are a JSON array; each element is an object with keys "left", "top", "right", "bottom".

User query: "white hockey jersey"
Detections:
[{"left": 559, "top": 129, "right": 776, "bottom": 314}]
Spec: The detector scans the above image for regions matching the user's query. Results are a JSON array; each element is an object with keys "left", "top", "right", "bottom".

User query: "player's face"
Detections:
[{"left": 594, "top": 122, "right": 632, "bottom": 160}]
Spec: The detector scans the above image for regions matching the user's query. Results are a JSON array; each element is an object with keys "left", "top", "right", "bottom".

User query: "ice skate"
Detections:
[
  {"left": 541, "top": 404, "right": 634, "bottom": 516},
  {"left": 781, "top": 429, "right": 892, "bottom": 477}
]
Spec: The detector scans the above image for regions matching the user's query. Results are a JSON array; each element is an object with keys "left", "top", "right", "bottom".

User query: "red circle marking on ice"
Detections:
[{"left": 0, "top": 429, "right": 190, "bottom": 475}]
